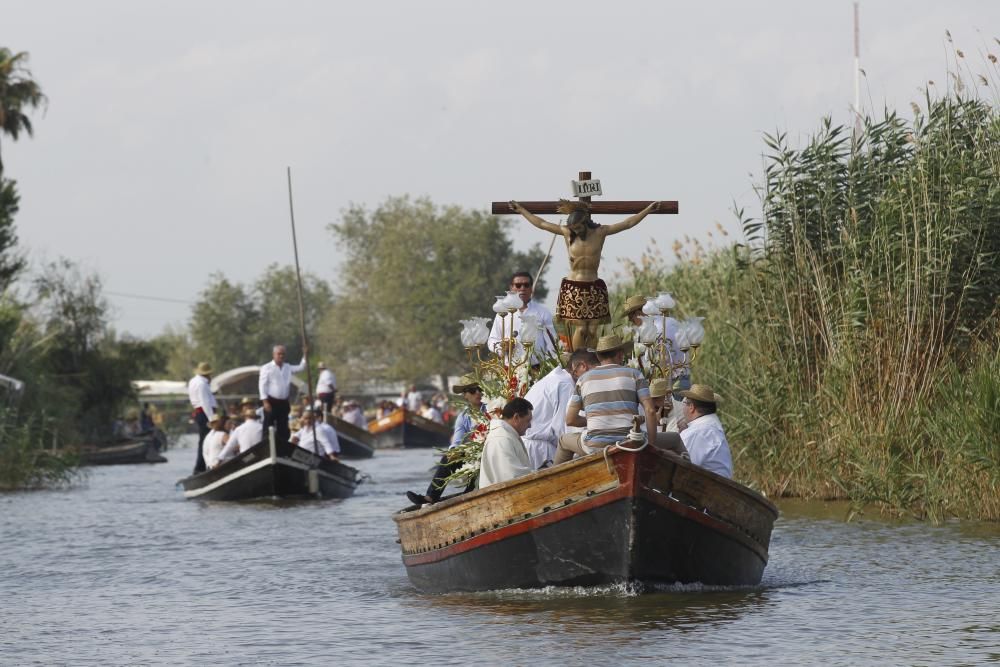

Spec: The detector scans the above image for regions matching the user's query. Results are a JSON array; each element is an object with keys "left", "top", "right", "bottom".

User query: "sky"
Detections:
[{"left": 3, "top": 0, "right": 998, "bottom": 337}]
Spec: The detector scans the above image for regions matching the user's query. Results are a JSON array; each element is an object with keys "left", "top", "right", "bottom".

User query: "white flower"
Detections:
[{"left": 485, "top": 396, "right": 506, "bottom": 415}]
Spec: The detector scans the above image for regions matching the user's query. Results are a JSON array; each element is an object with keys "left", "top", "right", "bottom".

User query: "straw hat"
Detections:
[
  {"left": 194, "top": 362, "right": 213, "bottom": 376},
  {"left": 317, "top": 361, "right": 327, "bottom": 369},
  {"left": 240, "top": 396, "right": 256, "bottom": 406},
  {"left": 594, "top": 334, "right": 626, "bottom": 353},
  {"left": 208, "top": 414, "right": 224, "bottom": 425},
  {"left": 679, "top": 384, "right": 721, "bottom": 405},
  {"left": 649, "top": 378, "right": 671, "bottom": 398},
  {"left": 621, "top": 294, "right": 647, "bottom": 318},
  {"left": 451, "top": 373, "right": 480, "bottom": 394}
]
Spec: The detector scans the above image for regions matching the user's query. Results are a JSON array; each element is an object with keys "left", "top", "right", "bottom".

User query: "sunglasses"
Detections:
[{"left": 512, "top": 282, "right": 532, "bottom": 288}]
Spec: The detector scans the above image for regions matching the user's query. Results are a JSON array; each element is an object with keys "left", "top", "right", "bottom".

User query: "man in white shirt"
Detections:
[
  {"left": 188, "top": 361, "right": 218, "bottom": 473},
  {"left": 522, "top": 350, "right": 598, "bottom": 469},
  {"left": 291, "top": 410, "right": 341, "bottom": 460},
  {"left": 487, "top": 272, "right": 558, "bottom": 363},
  {"left": 341, "top": 401, "right": 368, "bottom": 430},
  {"left": 201, "top": 415, "right": 228, "bottom": 469},
  {"left": 405, "top": 385, "right": 421, "bottom": 412},
  {"left": 478, "top": 397, "right": 534, "bottom": 489},
  {"left": 315, "top": 362, "right": 337, "bottom": 415},
  {"left": 259, "top": 344, "right": 307, "bottom": 447},
  {"left": 678, "top": 384, "right": 733, "bottom": 478},
  {"left": 217, "top": 408, "right": 264, "bottom": 463}
]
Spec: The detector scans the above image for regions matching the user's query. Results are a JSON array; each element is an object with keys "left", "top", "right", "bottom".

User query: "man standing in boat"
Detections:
[
  {"left": 188, "top": 361, "right": 218, "bottom": 473},
  {"left": 405, "top": 374, "right": 486, "bottom": 506},
  {"left": 315, "top": 361, "right": 337, "bottom": 416},
  {"left": 486, "top": 272, "right": 557, "bottom": 362},
  {"left": 521, "top": 349, "right": 598, "bottom": 469},
  {"left": 678, "top": 384, "right": 733, "bottom": 478},
  {"left": 259, "top": 344, "right": 307, "bottom": 447}
]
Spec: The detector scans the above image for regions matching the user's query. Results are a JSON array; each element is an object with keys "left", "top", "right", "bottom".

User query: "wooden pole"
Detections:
[{"left": 286, "top": 167, "right": 319, "bottom": 457}]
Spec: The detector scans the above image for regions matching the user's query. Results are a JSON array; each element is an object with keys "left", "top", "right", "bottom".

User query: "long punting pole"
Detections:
[
  {"left": 286, "top": 167, "right": 319, "bottom": 457},
  {"left": 854, "top": 2, "right": 861, "bottom": 136}
]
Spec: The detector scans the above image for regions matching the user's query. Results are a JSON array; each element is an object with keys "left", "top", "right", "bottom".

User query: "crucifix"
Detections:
[{"left": 492, "top": 171, "right": 679, "bottom": 352}]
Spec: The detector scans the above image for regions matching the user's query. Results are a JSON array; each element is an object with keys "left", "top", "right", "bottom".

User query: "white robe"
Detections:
[
  {"left": 522, "top": 366, "right": 575, "bottom": 469},
  {"left": 478, "top": 419, "right": 533, "bottom": 489}
]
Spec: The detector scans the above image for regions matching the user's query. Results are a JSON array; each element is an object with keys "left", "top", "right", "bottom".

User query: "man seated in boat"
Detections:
[
  {"left": 419, "top": 399, "right": 444, "bottom": 424},
  {"left": 405, "top": 374, "right": 486, "bottom": 506},
  {"left": 642, "top": 379, "right": 688, "bottom": 456},
  {"left": 291, "top": 409, "right": 341, "bottom": 461},
  {"left": 202, "top": 415, "right": 229, "bottom": 469},
  {"left": 521, "top": 349, "right": 598, "bottom": 469},
  {"left": 217, "top": 408, "right": 264, "bottom": 463},
  {"left": 677, "top": 384, "right": 733, "bottom": 478},
  {"left": 479, "top": 397, "right": 535, "bottom": 489},
  {"left": 341, "top": 401, "right": 368, "bottom": 430},
  {"left": 554, "top": 334, "right": 665, "bottom": 464}
]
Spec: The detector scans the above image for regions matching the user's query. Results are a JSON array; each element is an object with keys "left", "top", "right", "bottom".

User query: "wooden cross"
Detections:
[{"left": 491, "top": 171, "right": 679, "bottom": 216}]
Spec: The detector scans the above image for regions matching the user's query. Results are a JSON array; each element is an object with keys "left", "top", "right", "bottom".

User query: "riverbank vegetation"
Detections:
[{"left": 612, "top": 78, "right": 1000, "bottom": 521}]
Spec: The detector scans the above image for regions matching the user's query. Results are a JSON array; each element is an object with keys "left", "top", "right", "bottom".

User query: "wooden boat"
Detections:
[
  {"left": 368, "top": 408, "right": 451, "bottom": 449},
  {"left": 394, "top": 443, "right": 778, "bottom": 593},
  {"left": 325, "top": 415, "right": 375, "bottom": 459},
  {"left": 78, "top": 437, "right": 168, "bottom": 465},
  {"left": 178, "top": 438, "right": 360, "bottom": 501}
]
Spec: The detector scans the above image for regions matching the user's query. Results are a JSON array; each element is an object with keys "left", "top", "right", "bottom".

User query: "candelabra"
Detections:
[
  {"left": 632, "top": 292, "right": 705, "bottom": 383},
  {"left": 458, "top": 292, "right": 539, "bottom": 400}
]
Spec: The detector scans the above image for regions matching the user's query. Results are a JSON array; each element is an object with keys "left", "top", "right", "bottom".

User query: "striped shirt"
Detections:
[{"left": 568, "top": 364, "right": 650, "bottom": 447}]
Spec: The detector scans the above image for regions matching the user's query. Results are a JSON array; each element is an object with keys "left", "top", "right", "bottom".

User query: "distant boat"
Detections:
[
  {"left": 178, "top": 437, "right": 360, "bottom": 501},
  {"left": 325, "top": 414, "right": 375, "bottom": 459},
  {"left": 368, "top": 408, "right": 450, "bottom": 449},
  {"left": 78, "top": 436, "right": 168, "bottom": 466},
  {"left": 394, "top": 444, "right": 778, "bottom": 593}
]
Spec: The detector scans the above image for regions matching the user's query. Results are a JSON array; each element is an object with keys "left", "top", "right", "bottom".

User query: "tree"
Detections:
[
  {"left": 0, "top": 48, "right": 46, "bottom": 176},
  {"left": 320, "top": 196, "right": 549, "bottom": 389},
  {"left": 188, "top": 265, "right": 334, "bottom": 371},
  {"left": 0, "top": 178, "right": 25, "bottom": 290}
]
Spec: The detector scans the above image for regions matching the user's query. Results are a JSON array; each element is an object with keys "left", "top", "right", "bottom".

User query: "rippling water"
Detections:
[{"left": 2, "top": 435, "right": 999, "bottom": 665}]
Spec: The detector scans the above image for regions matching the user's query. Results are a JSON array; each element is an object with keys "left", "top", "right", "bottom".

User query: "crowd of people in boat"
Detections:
[{"left": 404, "top": 272, "right": 734, "bottom": 507}]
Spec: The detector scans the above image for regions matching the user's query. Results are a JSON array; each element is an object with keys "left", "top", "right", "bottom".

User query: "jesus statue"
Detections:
[{"left": 508, "top": 199, "right": 660, "bottom": 351}]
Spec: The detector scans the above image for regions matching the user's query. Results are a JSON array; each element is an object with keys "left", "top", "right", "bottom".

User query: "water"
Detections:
[{"left": 3, "top": 435, "right": 999, "bottom": 666}]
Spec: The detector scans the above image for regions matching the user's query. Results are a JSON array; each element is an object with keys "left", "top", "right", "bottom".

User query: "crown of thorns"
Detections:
[{"left": 557, "top": 199, "right": 592, "bottom": 215}]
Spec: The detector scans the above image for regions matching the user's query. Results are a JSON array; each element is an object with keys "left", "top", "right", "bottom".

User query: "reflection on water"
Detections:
[{"left": 2, "top": 437, "right": 999, "bottom": 666}]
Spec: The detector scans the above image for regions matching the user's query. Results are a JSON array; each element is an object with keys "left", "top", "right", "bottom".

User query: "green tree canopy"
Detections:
[
  {"left": 188, "top": 264, "right": 334, "bottom": 372},
  {"left": 0, "top": 47, "right": 46, "bottom": 175},
  {"left": 319, "top": 196, "right": 549, "bottom": 389},
  {"left": 0, "top": 178, "right": 25, "bottom": 290}
]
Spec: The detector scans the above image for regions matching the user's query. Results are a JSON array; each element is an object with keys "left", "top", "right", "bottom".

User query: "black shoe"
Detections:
[{"left": 406, "top": 490, "right": 430, "bottom": 506}]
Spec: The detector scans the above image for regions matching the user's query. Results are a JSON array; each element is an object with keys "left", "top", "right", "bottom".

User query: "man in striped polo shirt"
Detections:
[{"left": 554, "top": 334, "right": 661, "bottom": 464}]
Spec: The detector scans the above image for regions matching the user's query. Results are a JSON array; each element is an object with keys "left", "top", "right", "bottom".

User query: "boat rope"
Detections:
[{"left": 604, "top": 428, "right": 648, "bottom": 473}]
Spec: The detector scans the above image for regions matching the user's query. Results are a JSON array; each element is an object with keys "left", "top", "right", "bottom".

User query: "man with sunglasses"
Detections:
[
  {"left": 405, "top": 374, "right": 487, "bottom": 506},
  {"left": 486, "top": 272, "right": 557, "bottom": 362}
]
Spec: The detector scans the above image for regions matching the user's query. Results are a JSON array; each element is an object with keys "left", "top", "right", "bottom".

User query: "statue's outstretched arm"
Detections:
[
  {"left": 508, "top": 201, "right": 564, "bottom": 236},
  {"left": 603, "top": 201, "right": 660, "bottom": 236}
]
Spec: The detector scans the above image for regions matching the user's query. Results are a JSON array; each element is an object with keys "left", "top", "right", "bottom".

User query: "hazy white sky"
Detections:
[{"left": 4, "top": 0, "right": 997, "bottom": 337}]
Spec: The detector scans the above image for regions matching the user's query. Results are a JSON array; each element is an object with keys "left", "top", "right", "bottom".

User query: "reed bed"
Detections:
[{"left": 613, "top": 84, "right": 1000, "bottom": 521}]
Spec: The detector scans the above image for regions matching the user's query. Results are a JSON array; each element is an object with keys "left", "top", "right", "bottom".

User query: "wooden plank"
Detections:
[{"left": 491, "top": 200, "right": 679, "bottom": 215}]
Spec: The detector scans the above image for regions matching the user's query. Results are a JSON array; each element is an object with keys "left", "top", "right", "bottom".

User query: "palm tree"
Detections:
[{"left": 0, "top": 48, "right": 46, "bottom": 175}]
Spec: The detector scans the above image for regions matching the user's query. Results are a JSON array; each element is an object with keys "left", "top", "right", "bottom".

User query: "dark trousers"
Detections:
[
  {"left": 263, "top": 398, "right": 291, "bottom": 446},
  {"left": 318, "top": 392, "right": 335, "bottom": 413},
  {"left": 426, "top": 453, "right": 476, "bottom": 502},
  {"left": 193, "top": 411, "right": 209, "bottom": 473}
]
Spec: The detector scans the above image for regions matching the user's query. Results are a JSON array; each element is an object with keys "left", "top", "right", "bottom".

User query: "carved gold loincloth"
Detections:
[{"left": 556, "top": 278, "right": 611, "bottom": 326}]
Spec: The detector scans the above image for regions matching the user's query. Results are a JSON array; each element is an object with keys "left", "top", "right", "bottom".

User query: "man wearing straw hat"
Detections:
[
  {"left": 554, "top": 334, "right": 661, "bottom": 464},
  {"left": 201, "top": 414, "right": 228, "bottom": 469},
  {"left": 678, "top": 384, "right": 733, "bottom": 478},
  {"left": 405, "top": 373, "right": 486, "bottom": 506},
  {"left": 188, "top": 361, "right": 218, "bottom": 473}
]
